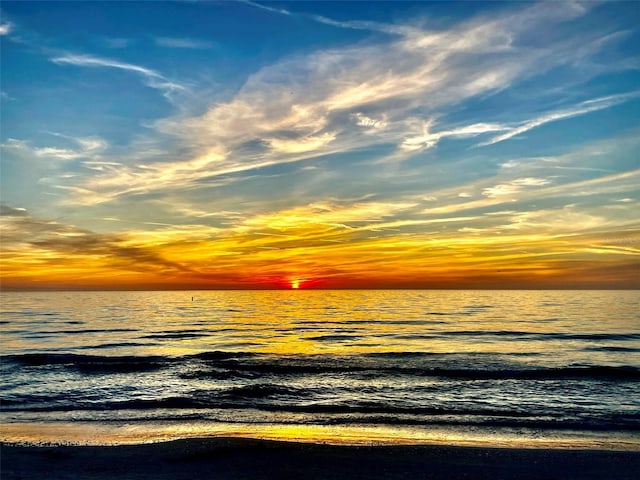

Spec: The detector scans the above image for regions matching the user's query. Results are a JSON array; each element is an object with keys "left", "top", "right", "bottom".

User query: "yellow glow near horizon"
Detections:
[{"left": 1, "top": 197, "right": 638, "bottom": 290}]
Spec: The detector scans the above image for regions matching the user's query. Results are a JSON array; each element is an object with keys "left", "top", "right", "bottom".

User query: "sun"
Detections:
[{"left": 290, "top": 280, "right": 300, "bottom": 289}]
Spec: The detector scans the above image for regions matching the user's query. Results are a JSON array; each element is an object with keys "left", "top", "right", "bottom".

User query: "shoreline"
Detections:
[
  {"left": 3, "top": 436, "right": 640, "bottom": 480},
  {"left": 2, "top": 420, "right": 639, "bottom": 451}
]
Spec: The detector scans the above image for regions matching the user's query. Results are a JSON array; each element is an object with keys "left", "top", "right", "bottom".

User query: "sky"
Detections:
[{"left": 1, "top": 1, "right": 639, "bottom": 290}]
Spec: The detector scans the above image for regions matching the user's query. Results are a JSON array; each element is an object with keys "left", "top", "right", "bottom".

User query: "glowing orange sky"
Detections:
[{"left": 2, "top": 200, "right": 638, "bottom": 289}]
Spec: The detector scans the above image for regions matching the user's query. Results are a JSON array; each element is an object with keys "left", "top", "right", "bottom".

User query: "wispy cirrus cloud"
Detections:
[
  {"left": 46, "top": 1, "right": 639, "bottom": 213},
  {"left": 482, "top": 177, "right": 551, "bottom": 198},
  {"left": 400, "top": 119, "right": 507, "bottom": 151},
  {"left": 479, "top": 91, "right": 640, "bottom": 146},
  {"left": 307, "top": 14, "right": 421, "bottom": 37},
  {"left": 0, "top": 21, "right": 12, "bottom": 35},
  {"left": 0, "top": 207, "right": 195, "bottom": 280},
  {"left": 103, "top": 37, "right": 132, "bottom": 49},
  {"left": 170, "top": 3, "right": 593, "bottom": 143},
  {"left": 154, "top": 36, "right": 214, "bottom": 49},
  {"left": 1, "top": 135, "right": 107, "bottom": 161},
  {"left": 1, "top": 90, "right": 15, "bottom": 101},
  {"left": 50, "top": 53, "right": 185, "bottom": 99},
  {"left": 239, "top": 1, "right": 292, "bottom": 17},
  {"left": 400, "top": 91, "right": 640, "bottom": 153},
  {"left": 242, "top": 0, "right": 422, "bottom": 36}
]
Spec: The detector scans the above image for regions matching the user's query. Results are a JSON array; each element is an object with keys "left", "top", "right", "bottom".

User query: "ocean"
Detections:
[{"left": 1, "top": 290, "right": 639, "bottom": 448}]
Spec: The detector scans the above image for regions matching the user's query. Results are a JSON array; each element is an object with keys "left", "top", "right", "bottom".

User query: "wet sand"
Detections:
[{"left": 2, "top": 437, "right": 639, "bottom": 480}]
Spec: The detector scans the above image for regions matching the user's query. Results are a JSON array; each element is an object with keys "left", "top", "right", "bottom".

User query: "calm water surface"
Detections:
[{"left": 1, "top": 290, "right": 639, "bottom": 447}]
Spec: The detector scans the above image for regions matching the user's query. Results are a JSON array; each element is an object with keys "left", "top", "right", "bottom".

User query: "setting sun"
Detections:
[{"left": 291, "top": 280, "right": 300, "bottom": 289}]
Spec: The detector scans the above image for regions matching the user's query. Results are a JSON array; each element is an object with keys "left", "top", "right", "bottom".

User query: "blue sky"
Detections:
[{"left": 1, "top": 1, "right": 639, "bottom": 289}]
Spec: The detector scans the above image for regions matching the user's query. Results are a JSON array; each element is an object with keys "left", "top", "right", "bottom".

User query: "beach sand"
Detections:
[{"left": 2, "top": 438, "right": 639, "bottom": 480}]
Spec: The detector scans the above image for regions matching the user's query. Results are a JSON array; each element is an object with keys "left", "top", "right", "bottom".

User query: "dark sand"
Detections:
[{"left": 2, "top": 438, "right": 639, "bottom": 480}]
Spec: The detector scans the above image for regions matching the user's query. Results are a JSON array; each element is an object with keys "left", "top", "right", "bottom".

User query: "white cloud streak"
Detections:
[
  {"left": 482, "top": 177, "right": 551, "bottom": 198},
  {"left": 54, "top": 1, "right": 634, "bottom": 206},
  {"left": 51, "top": 53, "right": 185, "bottom": 98},
  {"left": 154, "top": 37, "right": 214, "bottom": 49},
  {"left": 104, "top": 37, "right": 132, "bottom": 48},
  {"left": 242, "top": 1, "right": 423, "bottom": 36},
  {"left": 308, "top": 14, "right": 420, "bottom": 37},
  {"left": 401, "top": 119, "right": 508, "bottom": 151},
  {"left": 479, "top": 91, "right": 640, "bottom": 146},
  {"left": 0, "top": 22, "right": 12, "bottom": 35},
  {"left": 1, "top": 136, "right": 107, "bottom": 161},
  {"left": 239, "top": 1, "right": 292, "bottom": 16}
]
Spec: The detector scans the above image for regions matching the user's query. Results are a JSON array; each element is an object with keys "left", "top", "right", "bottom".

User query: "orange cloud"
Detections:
[{"left": 2, "top": 205, "right": 638, "bottom": 290}]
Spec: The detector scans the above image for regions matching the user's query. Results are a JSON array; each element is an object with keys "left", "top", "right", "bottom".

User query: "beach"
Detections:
[{"left": 3, "top": 437, "right": 640, "bottom": 480}]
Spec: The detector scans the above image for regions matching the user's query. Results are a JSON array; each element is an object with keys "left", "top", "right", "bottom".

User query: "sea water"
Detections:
[{"left": 1, "top": 290, "right": 638, "bottom": 448}]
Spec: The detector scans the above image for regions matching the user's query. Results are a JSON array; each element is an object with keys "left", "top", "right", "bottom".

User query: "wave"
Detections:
[
  {"left": 4, "top": 385, "right": 637, "bottom": 417},
  {"left": 2, "top": 353, "right": 167, "bottom": 373},
  {"left": 584, "top": 346, "right": 640, "bottom": 353},
  {"left": 1, "top": 328, "right": 135, "bottom": 336},
  {"left": 221, "top": 383, "right": 308, "bottom": 399},
  {"left": 180, "top": 364, "right": 640, "bottom": 381},
  {"left": 78, "top": 342, "right": 156, "bottom": 350},
  {"left": 441, "top": 330, "right": 640, "bottom": 341},
  {"left": 307, "top": 334, "right": 362, "bottom": 342},
  {"left": 56, "top": 328, "right": 138, "bottom": 334},
  {"left": 141, "top": 333, "right": 211, "bottom": 340},
  {"left": 4, "top": 395, "right": 639, "bottom": 432},
  {"left": 3, "top": 352, "right": 639, "bottom": 381},
  {"left": 322, "top": 415, "right": 640, "bottom": 431},
  {"left": 411, "top": 365, "right": 640, "bottom": 380}
]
